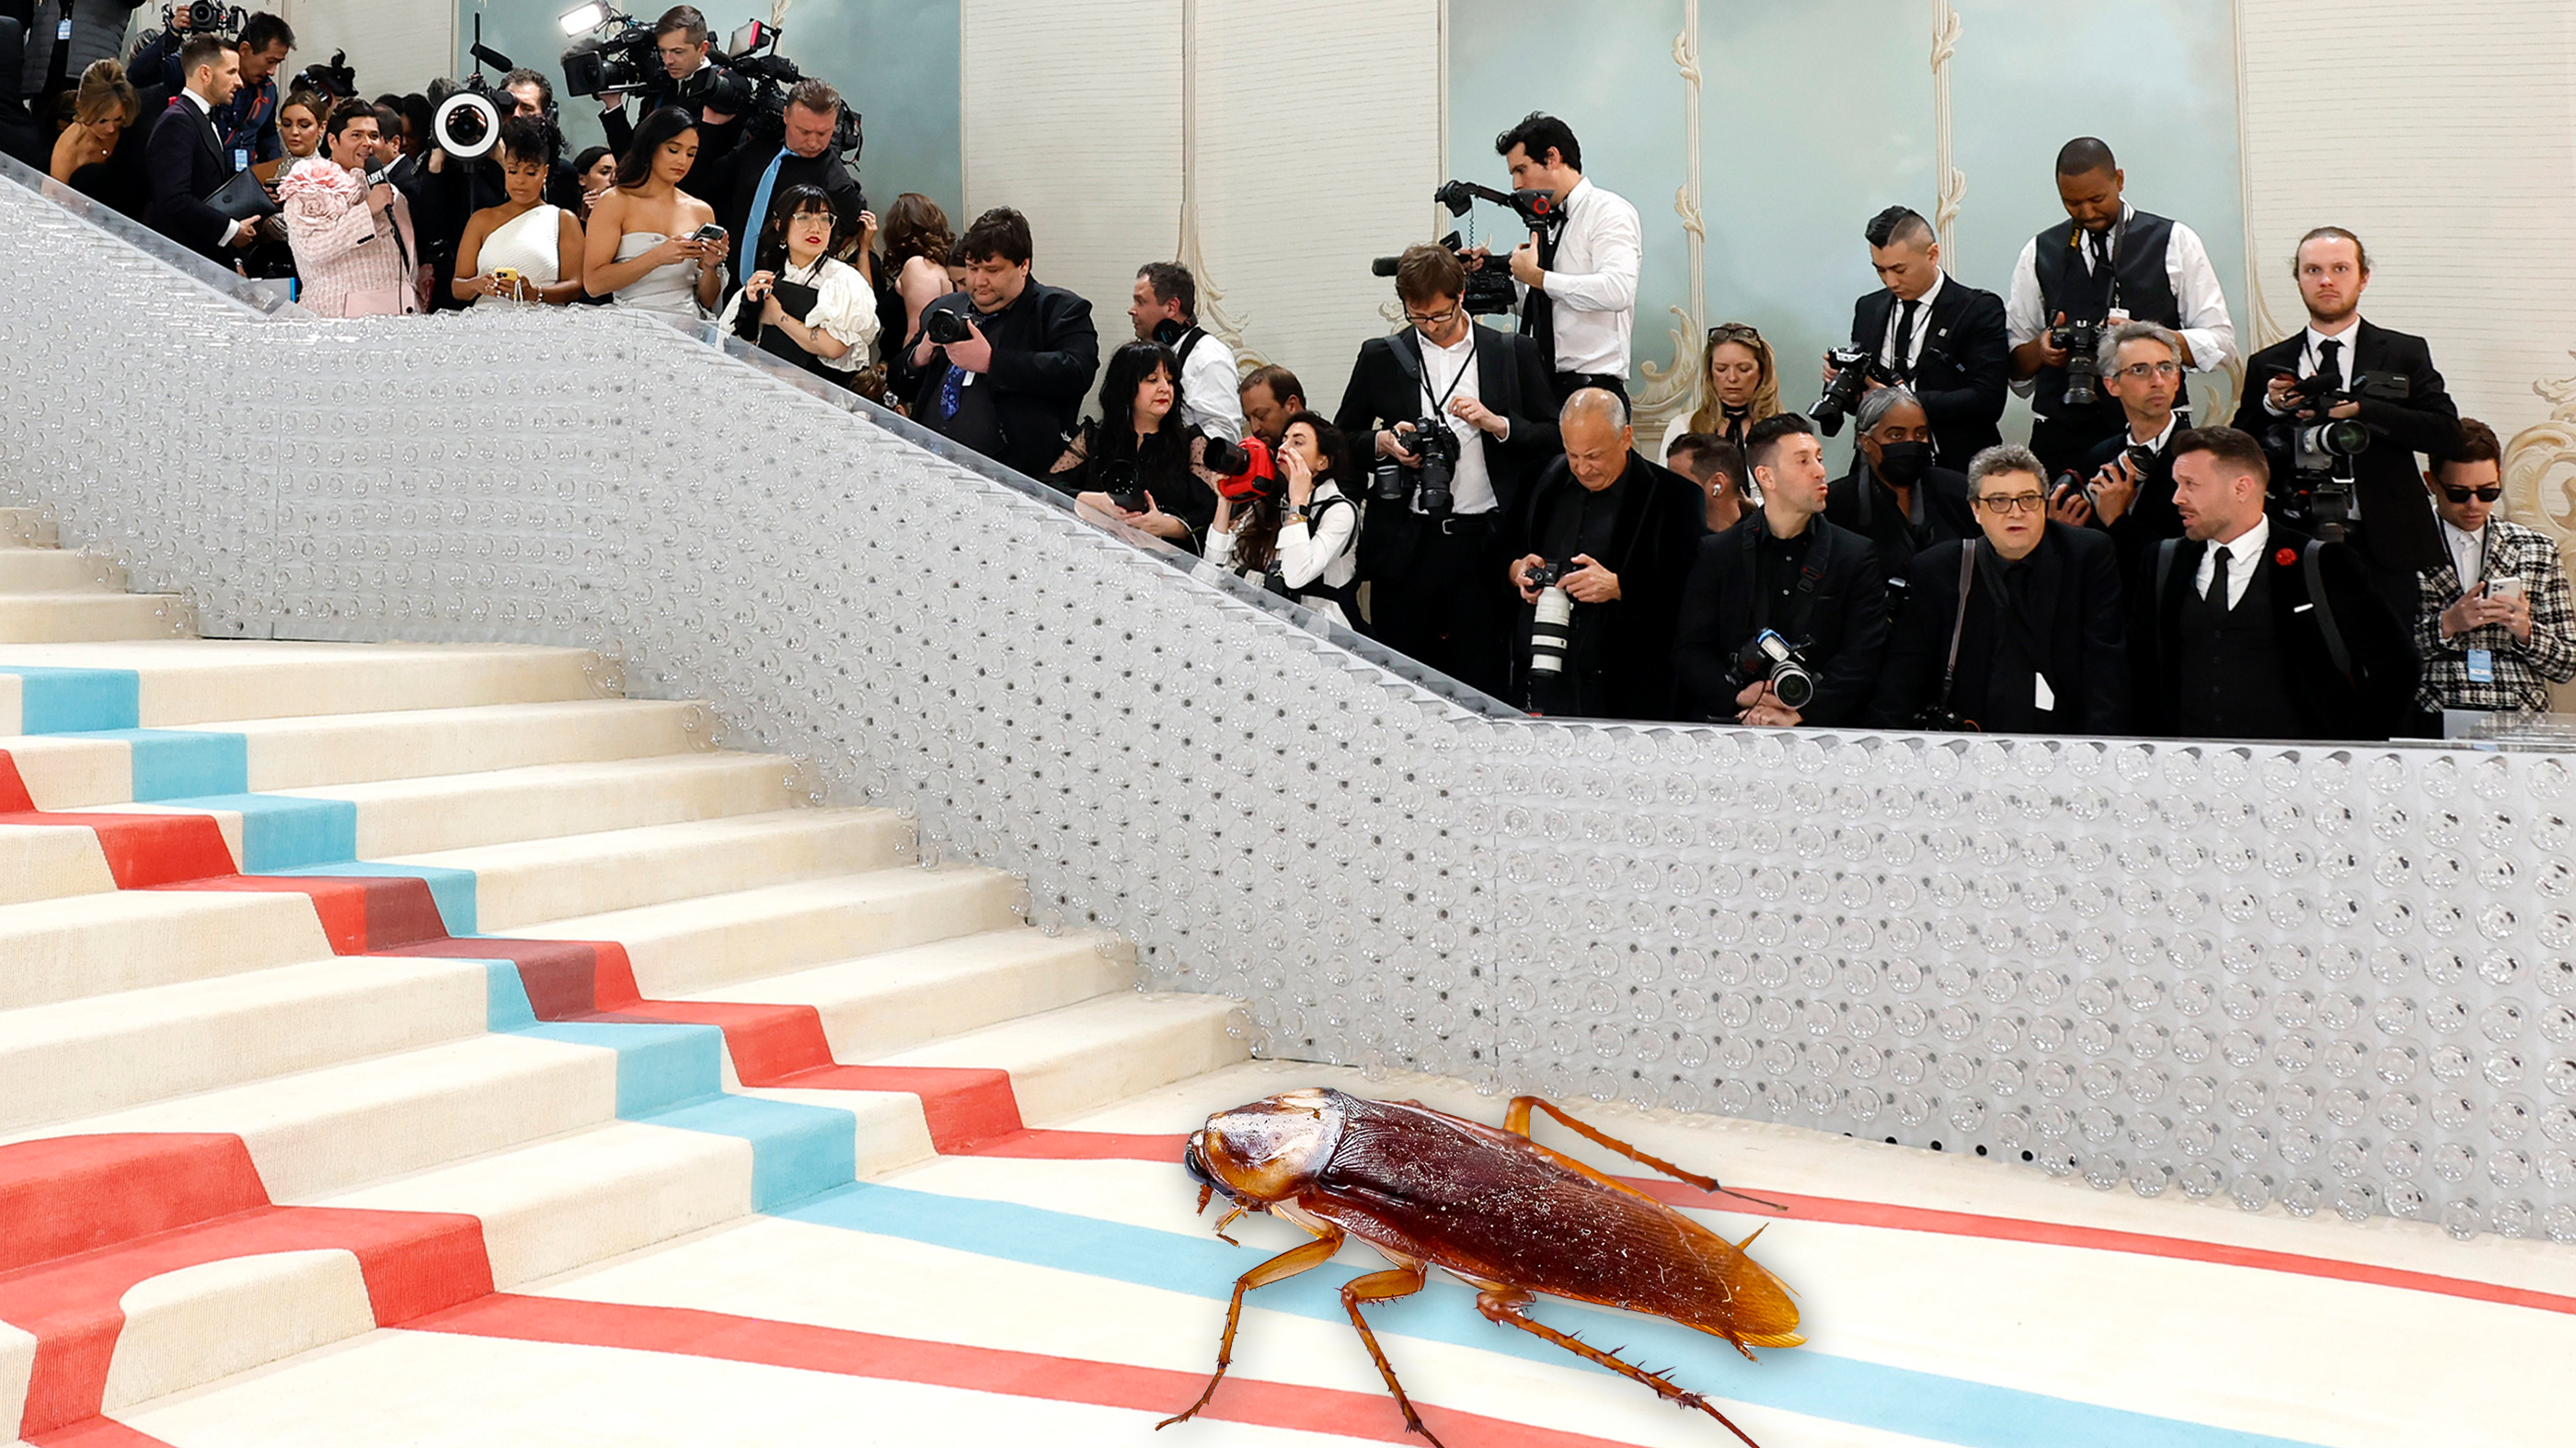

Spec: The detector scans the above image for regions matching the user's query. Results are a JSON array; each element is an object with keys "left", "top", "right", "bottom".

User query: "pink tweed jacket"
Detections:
[{"left": 278, "top": 159, "right": 426, "bottom": 318}]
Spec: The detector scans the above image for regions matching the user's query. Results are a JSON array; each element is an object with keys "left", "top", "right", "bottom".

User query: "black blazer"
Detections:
[
  {"left": 2130, "top": 522, "right": 2420, "bottom": 740},
  {"left": 144, "top": 97, "right": 233, "bottom": 260},
  {"left": 1867, "top": 522, "right": 2128, "bottom": 733},
  {"left": 1672, "top": 514, "right": 1889, "bottom": 725},
  {"left": 1820, "top": 456, "right": 1976, "bottom": 614},
  {"left": 1849, "top": 279, "right": 2009, "bottom": 469},
  {"left": 1334, "top": 325, "right": 1562, "bottom": 579},
  {"left": 1504, "top": 451, "right": 1708, "bottom": 719},
  {"left": 906, "top": 279, "right": 1102, "bottom": 482},
  {"left": 2076, "top": 428, "right": 2184, "bottom": 583},
  {"left": 2228, "top": 320, "right": 2460, "bottom": 573}
]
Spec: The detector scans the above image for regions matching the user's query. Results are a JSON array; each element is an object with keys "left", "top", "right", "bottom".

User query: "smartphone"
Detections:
[
  {"left": 693, "top": 224, "right": 726, "bottom": 242},
  {"left": 2489, "top": 576, "right": 2524, "bottom": 599},
  {"left": 489, "top": 267, "right": 522, "bottom": 290}
]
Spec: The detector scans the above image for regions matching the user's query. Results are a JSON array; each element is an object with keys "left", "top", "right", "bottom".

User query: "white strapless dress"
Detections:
[
  {"left": 473, "top": 204, "right": 562, "bottom": 305},
  {"left": 611, "top": 232, "right": 704, "bottom": 318}
]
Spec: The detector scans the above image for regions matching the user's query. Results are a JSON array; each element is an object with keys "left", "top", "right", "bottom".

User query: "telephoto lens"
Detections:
[{"left": 1529, "top": 584, "right": 1574, "bottom": 676}]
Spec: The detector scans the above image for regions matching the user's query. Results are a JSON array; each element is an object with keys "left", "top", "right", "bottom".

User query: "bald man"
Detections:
[{"left": 1504, "top": 389, "right": 1709, "bottom": 718}]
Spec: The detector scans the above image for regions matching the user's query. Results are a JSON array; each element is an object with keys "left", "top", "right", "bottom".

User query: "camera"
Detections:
[
  {"left": 163, "top": 2, "right": 246, "bottom": 35},
  {"left": 1721, "top": 629, "right": 1818, "bottom": 713},
  {"left": 291, "top": 50, "right": 358, "bottom": 101},
  {"left": 1370, "top": 231, "right": 1515, "bottom": 316},
  {"left": 2264, "top": 369, "right": 2406, "bottom": 543},
  {"left": 1202, "top": 433, "right": 1277, "bottom": 503},
  {"left": 1097, "top": 459, "right": 1148, "bottom": 515},
  {"left": 1369, "top": 419, "right": 1461, "bottom": 515},
  {"left": 1811, "top": 347, "right": 1879, "bottom": 436},
  {"left": 1528, "top": 571, "right": 1576, "bottom": 679},
  {"left": 720, "top": 21, "right": 863, "bottom": 157},
  {"left": 1524, "top": 558, "right": 1576, "bottom": 592},
  {"left": 1433, "top": 178, "right": 1562, "bottom": 234},
  {"left": 2048, "top": 320, "right": 2104, "bottom": 408},
  {"left": 559, "top": 6, "right": 659, "bottom": 98},
  {"left": 924, "top": 307, "right": 974, "bottom": 346},
  {"left": 430, "top": 19, "right": 528, "bottom": 161}
]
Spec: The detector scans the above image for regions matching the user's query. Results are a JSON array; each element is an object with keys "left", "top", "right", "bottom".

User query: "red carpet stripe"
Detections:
[
  {"left": 410, "top": 1293, "right": 1656, "bottom": 1448},
  {"left": 27, "top": 1418, "right": 182, "bottom": 1447}
]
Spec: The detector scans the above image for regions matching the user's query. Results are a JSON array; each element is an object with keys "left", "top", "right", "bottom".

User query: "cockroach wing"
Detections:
[{"left": 1305, "top": 1096, "right": 1801, "bottom": 1350}]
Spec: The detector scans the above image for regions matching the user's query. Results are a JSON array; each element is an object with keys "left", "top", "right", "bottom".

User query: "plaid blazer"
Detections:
[{"left": 2414, "top": 518, "right": 2576, "bottom": 712}]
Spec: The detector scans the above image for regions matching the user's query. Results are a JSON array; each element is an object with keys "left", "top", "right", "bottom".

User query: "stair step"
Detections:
[
  {"left": 698, "top": 927, "right": 1132, "bottom": 1064},
  {"left": 0, "top": 548, "right": 120, "bottom": 594},
  {"left": 97, "top": 1248, "right": 379, "bottom": 1417},
  {"left": 0, "top": 819, "right": 119, "bottom": 905},
  {"left": 514, "top": 868, "right": 1028, "bottom": 998},
  {"left": 0, "top": 640, "right": 605, "bottom": 728},
  {"left": 5, "top": 698, "right": 709, "bottom": 810},
  {"left": 393, "top": 808, "right": 914, "bottom": 932},
  {"left": 0, "top": 592, "right": 189, "bottom": 643},
  {"left": 269, "top": 753, "right": 804, "bottom": 861},
  {"left": 0, "top": 507, "right": 59, "bottom": 546},
  {"left": 872, "top": 993, "right": 1247, "bottom": 1126},
  {"left": 0, "top": 954, "right": 489, "bottom": 1135},
  {"left": 0, "top": 888, "right": 332, "bottom": 1010}
]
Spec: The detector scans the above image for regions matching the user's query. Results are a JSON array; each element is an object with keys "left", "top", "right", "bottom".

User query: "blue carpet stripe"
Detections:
[
  {"left": 0, "top": 666, "right": 139, "bottom": 732},
  {"left": 774, "top": 1183, "right": 2332, "bottom": 1448},
  {"left": 67, "top": 729, "right": 247, "bottom": 799}
]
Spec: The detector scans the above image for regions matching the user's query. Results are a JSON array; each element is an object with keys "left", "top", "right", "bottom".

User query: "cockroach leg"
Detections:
[
  {"left": 1194, "top": 1185, "right": 1213, "bottom": 1214},
  {"left": 1156, "top": 1225, "right": 1345, "bottom": 1432},
  {"left": 1213, "top": 1205, "right": 1247, "bottom": 1246},
  {"left": 1338, "top": 1264, "right": 1443, "bottom": 1447},
  {"left": 1504, "top": 1096, "right": 1790, "bottom": 1212},
  {"left": 1474, "top": 1287, "right": 1767, "bottom": 1448}
]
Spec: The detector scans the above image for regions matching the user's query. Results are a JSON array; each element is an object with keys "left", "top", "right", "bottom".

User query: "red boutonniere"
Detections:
[{"left": 2274, "top": 546, "right": 2299, "bottom": 568}]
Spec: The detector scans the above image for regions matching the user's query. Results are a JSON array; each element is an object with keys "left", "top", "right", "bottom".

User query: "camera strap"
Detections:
[
  {"left": 1745, "top": 524, "right": 1825, "bottom": 645},
  {"left": 1403, "top": 328, "right": 1470, "bottom": 419},
  {"left": 2301, "top": 539, "right": 2355, "bottom": 684},
  {"left": 1935, "top": 543, "right": 1978, "bottom": 712}
]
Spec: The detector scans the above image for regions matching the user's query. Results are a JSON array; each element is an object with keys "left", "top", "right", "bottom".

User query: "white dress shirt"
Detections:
[
  {"left": 1415, "top": 327, "right": 1498, "bottom": 515},
  {"left": 1880, "top": 270, "right": 1946, "bottom": 376},
  {"left": 2007, "top": 203, "right": 2237, "bottom": 392},
  {"left": 2128, "top": 411, "right": 2180, "bottom": 453},
  {"left": 2193, "top": 513, "right": 2271, "bottom": 612},
  {"left": 179, "top": 88, "right": 245, "bottom": 246},
  {"left": 1174, "top": 328, "right": 1246, "bottom": 443},
  {"left": 2442, "top": 517, "right": 2489, "bottom": 592},
  {"left": 1523, "top": 177, "right": 1640, "bottom": 377}
]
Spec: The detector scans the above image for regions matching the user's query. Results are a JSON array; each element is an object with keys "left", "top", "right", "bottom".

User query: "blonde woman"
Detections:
[
  {"left": 1659, "top": 321, "right": 1781, "bottom": 465},
  {"left": 49, "top": 60, "right": 136, "bottom": 191}
]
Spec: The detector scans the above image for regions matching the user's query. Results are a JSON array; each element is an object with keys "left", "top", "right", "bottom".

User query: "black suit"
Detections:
[
  {"left": 1848, "top": 279, "right": 2009, "bottom": 469},
  {"left": 1820, "top": 457, "right": 1975, "bottom": 620},
  {"left": 1868, "top": 523, "right": 2128, "bottom": 732},
  {"left": 1333, "top": 325, "right": 1562, "bottom": 696},
  {"left": 1504, "top": 451, "right": 1707, "bottom": 719},
  {"left": 1672, "top": 515, "right": 1889, "bottom": 726},
  {"left": 2130, "top": 523, "right": 2419, "bottom": 741},
  {"left": 2076, "top": 425, "right": 2184, "bottom": 582},
  {"left": 905, "top": 279, "right": 1100, "bottom": 482},
  {"left": 144, "top": 95, "right": 236, "bottom": 261},
  {"left": 2229, "top": 320, "right": 2459, "bottom": 575},
  {"left": 719, "top": 144, "right": 866, "bottom": 271}
]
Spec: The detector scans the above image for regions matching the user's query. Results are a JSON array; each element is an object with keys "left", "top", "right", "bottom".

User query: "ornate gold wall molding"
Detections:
[
  {"left": 1630, "top": 0, "right": 1706, "bottom": 431},
  {"left": 1929, "top": 0, "right": 1964, "bottom": 258},
  {"left": 1176, "top": 0, "right": 1263, "bottom": 372},
  {"left": 2504, "top": 355, "right": 2576, "bottom": 539}
]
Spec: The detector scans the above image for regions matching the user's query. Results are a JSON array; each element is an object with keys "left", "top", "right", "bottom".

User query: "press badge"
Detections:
[
  {"left": 57, "top": 17, "right": 72, "bottom": 40},
  {"left": 233, "top": 147, "right": 250, "bottom": 174},
  {"left": 2467, "top": 649, "right": 2496, "bottom": 685}
]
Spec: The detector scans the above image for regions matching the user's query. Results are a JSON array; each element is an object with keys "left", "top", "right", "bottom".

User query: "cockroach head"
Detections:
[{"left": 1193, "top": 1088, "right": 1347, "bottom": 1205}]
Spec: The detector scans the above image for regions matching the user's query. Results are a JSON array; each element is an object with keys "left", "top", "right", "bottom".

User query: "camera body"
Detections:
[
  {"left": 1097, "top": 459, "right": 1148, "bottom": 516},
  {"left": 923, "top": 307, "right": 974, "bottom": 346},
  {"left": 164, "top": 2, "right": 247, "bottom": 36},
  {"left": 290, "top": 50, "right": 358, "bottom": 101},
  {"left": 2264, "top": 369, "right": 2407, "bottom": 543},
  {"left": 1202, "top": 434, "right": 1278, "bottom": 503},
  {"left": 1720, "top": 629, "right": 1819, "bottom": 713},
  {"left": 1524, "top": 558, "right": 1576, "bottom": 592},
  {"left": 1811, "top": 347, "right": 1880, "bottom": 436},
  {"left": 2049, "top": 319, "right": 2103, "bottom": 408},
  {"left": 1382, "top": 418, "right": 1463, "bottom": 515},
  {"left": 1369, "top": 230, "right": 1515, "bottom": 316},
  {"left": 560, "top": 17, "right": 660, "bottom": 98}
]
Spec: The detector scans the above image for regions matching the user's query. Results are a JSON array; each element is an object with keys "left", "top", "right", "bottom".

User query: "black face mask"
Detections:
[{"left": 1875, "top": 440, "right": 1933, "bottom": 488}]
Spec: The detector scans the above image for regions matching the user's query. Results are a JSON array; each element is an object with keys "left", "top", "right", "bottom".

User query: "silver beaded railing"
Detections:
[{"left": 3, "top": 156, "right": 2572, "bottom": 1243}]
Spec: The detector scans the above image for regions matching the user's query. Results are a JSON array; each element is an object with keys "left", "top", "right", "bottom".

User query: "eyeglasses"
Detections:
[
  {"left": 1974, "top": 492, "right": 2048, "bottom": 514},
  {"left": 2442, "top": 485, "right": 2502, "bottom": 504},
  {"left": 1404, "top": 305, "right": 1462, "bottom": 328},
  {"left": 2114, "top": 361, "right": 2182, "bottom": 380}
]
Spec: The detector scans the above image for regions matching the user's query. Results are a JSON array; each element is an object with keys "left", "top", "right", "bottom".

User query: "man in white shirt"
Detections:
[
  {"left": 1491, "top": 112, "right": 1640, "bottom": 407},
  {"left": 2007, "top": 137, "right": 2237, "bottom": 477},
  {"left": 1129, "top": 262, "right": 1245, "bottom": 444},
  {"left": 2129, "top": 425, "right": 2416, "bottom": 740}
]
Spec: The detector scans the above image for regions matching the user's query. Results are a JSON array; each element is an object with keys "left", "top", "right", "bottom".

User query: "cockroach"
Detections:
[{"left": 1160, "top": 1087, "right": 1800, "bottom": 1448}]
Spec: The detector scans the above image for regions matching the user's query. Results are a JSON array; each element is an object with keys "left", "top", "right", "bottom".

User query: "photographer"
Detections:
[
  {"left": 499, "top": 67, "right": 589, "bottom": 213},
  {"left": 717, "top": 79, "right": 864, "bottom": 276},
  {"left": 1050, "top": 339, "right": 1211, "bottom": 551},
  {"left": 1491, "top": 112, "right": 1639, "bottom": 405},
  {"left": 1238, "top": 364, "right": 1305, "bottom": 448},
  {"left": 2048, "top": 320, "right": 2189, "bottom": 577},
  {"left": 1129, "top": 261, "right": 1245, "bottom": 444},
  {"left": 1830, "top": 206, "right": 2007, "bottom": 471},
  {"left": 1505, "top": 389, "right": 1707, "bottom": 719},
  {"left": 1821, "top": 385, "right": 1974, "bottom": 616},
  {"left": 598, "top": 6, "right": 742, "bottom": 198},
  {"left": 906, "top": 206, "right": 1100, "bottom": 481},
  {"left": 1205, "top": 411, "right": 1363, "bottom": 625},
  {"left": 1672, "top": 413, "right": 1889, "bottom": 727},
  {"left": 2007, "top": 138, "right": 2237, "bottom": 477},
  {"left": 2129, "top": 427, "right": 2417, "bottom": 741},
  {"left": 1869, "top": 444, "right": 2127, "bottom": 733},
  {"left": 2413, "top": 419, "right": 2576, "bottom": 720},
  {"left": 1658, "top": 322, "right": 1779, "bottom": 464},
  {"left": 1333, "top": 242, "right": 1559, "bottom": 697},
  {"left": 2228, "top": 226, "right": 2459, "bottom": 621}
]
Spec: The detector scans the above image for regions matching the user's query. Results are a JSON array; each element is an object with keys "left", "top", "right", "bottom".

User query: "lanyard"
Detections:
[{"left": 1408, "top": 328, "right": 1472, "bottom": 419}]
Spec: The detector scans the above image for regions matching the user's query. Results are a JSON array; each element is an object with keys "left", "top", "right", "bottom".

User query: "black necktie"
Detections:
[
  {"left": 2316, "top": 337, "right": 2342, "bottom": 390},
  {"left": 1520, "top": 222, "right": 1560, "bottom": 363},
  {"left": 2087, "top": 229, "right": 2111, "bottom": 274},
  {"left": 1892, "top": 298, "right": 1921, "bottom": 381},
  {"left": 2207, "top": 546, "right": 2231, "bottom": 606}
]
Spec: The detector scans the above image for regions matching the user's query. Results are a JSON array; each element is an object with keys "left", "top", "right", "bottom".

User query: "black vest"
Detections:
[
  {"left": 2030, "top": 210, "right": 2179, "bottom": 421},
  {"left": 2176, "top": 553, "right": 2305, "bottom": 739}
]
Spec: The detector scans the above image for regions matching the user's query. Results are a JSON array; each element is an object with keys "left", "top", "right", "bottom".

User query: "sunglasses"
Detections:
[
  {"left": 2442, "top": 485, "right": 2502, "bottom": 504},
  {"left": 1707, "top": 324, "right": 1764, "bottom": 342}
]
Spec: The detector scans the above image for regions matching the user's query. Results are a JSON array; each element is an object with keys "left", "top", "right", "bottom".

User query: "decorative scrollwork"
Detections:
[{"left": 1630, "top": 0, "right": 1707, "bottom": 433}]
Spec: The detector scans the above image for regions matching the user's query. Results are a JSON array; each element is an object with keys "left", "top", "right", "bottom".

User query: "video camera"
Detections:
[
  {"left": 1811, "top": 347, "right": 1883, "bottom": 437},
  {"left": 2264, "top": 368, "right": 2407, "bottom": 544},
  {"left": 1368, "top": 417, "right": 1462, "bottom": 516},
  {"left": 291, "top": 50, "right": 358, "bottom": 101},
  {"left": 720, "top": 20, "right": 862, "bottom": 157},
  {"left": 558, "top": 5, "right": 658, "bottom": 98},
  {"left": 1370, "top": 231, "right": 1514, "bottom": 316},
  {"left": 1721, "top": 629, "right": 1819, "bottom": 713}
]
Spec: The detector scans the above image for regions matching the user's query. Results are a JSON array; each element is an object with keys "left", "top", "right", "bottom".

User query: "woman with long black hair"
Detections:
[
  {"left": 715, "top": 183, "right": 878, "bottom": 384},
  {"left": 581, "top": 106, "right": 728, "bottom": 317},
  {"left": 1204, "top": 410, "right": 1363, "bottom": 625},
  {"left": 1050, "top": 340, "right": 1212, "bottom": 552}
]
